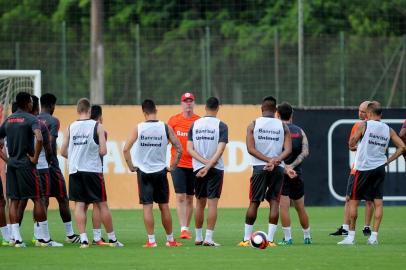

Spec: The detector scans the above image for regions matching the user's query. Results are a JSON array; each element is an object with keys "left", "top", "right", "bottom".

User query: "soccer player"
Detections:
[
  {"left": 16, "top": 95, "right": 63, "bottom": 246},
  {"left": 330, "top": 101, "right": 374, "bottom": 237},
  {"left": 274, "top": 102, "right": 311, "bottom": 245},
  {"left": 0, "top": 92, "right": 54, "bottom": 247},
  {"left": 239, "top": 96, "right": 293, "bottom": 247},
  {"left": 61, "top": 98, "right": 123, "bottom": 248},
  {"left": 123, "top": 99, "right": 183, "bottom": 248},
  {"left": 187, "top": 97, "right": 228, "bottom": 247},
  {"left": 168, "top": 92, "right": 200, "bottom": 239},
  {"left": 338, "top": 101, "right": 406, "bottom": 245},
  {"left": 37, "top": 93, "right": 80, "bottom": 243},
  {"left": 89, "top": 104, "right": 109, "bottom": 245}
]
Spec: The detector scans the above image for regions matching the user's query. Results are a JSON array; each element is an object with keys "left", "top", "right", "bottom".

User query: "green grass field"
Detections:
[{"left": 1, "top": 206, "right": 406, "bottom": 270}]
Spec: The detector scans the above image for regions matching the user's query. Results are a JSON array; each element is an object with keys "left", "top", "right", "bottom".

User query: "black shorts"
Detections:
[
  {"left": 38, "top": 169, "right": 51, "bottom": 198},
  {"left": 348, "top": 165, "right": 385, "bottom": 201},
  {"left": 250, "top": 165, "right": 284, "bottom": 202},
  {"left": 49, "top": 165, "right": 68, "bottom": 199},
  {"left": 281, "top": 174, "right": 304, "bottom": 200},
  {"left": 194, "top": 168, "right": 223, "bottom": 199},
  {"left": 137, "top": 169, "right": 169, "bottom": 204},
  {"left": 171, "top": 167, "right": 195, "bottom": 195},
  {"left": 345, "top": 173, "right": 355, "bottom": 197},
  {"left": 6, "top": 165, "right": 41, "bottom": 200},
  {"left": 69, "top": 171, "right": 107, "bottom": 203}
]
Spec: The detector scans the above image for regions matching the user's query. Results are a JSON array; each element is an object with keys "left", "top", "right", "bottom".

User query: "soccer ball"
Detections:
[{"left": 250, "top": 231, "right": 268, "bottom": 249}]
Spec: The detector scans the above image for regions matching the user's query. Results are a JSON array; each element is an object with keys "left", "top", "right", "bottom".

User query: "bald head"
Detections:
[{"left": 358, "top": 100, "right": 370, "bottom": 120}]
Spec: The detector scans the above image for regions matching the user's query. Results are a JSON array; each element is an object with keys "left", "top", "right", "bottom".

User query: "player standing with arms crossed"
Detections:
[
  {"left": 338, "top": 101, "right": 406, "bottom": 245},
  {"left": 330, "top": 101, "right": 374, "bottom": 237},
  {"left": 187, "top": 97, "right": 228, "bottom": 247},
  {"left": 123, "top": 99, "right": 183, "bottom": 248},
  {"left": 168, "top": 92, "right": 200, "bottom": 239}
]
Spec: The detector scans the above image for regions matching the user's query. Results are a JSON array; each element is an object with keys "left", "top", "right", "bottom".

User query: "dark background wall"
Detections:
[{"left": 294, "top": 109, "right": 406, "bottom": 206}]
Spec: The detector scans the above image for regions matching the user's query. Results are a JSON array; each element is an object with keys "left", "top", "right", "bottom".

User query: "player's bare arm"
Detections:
[
  {"left": 196, "top": 142, "right": 227, "bottom": 178},
  {"left": 0, "top": 139, "right": 7, "bottom": 162},
  {"left": 187, "top": 140, "right": 209, "bottom": 165},
  {"left": 97, "top": 124, "right": 107, "bottom": 156},
  {"left": 399, "top": 126, "right": 406, "bottom": 143},
  {"left": 60, "top": 126, "right": 70, "bottom": 158},
  {"left": 386, "top": 128, "right": 406, "bottom": 164},
  {"left": 349, "top": 122, "right": 366, "bottom": 149},
  {"left": 289, "top": 129, "right": 309, "bottom": 169},
  {"left": 28, "top": 128, "right": 43, "bottom": 164},
  {"left": 122, "top": 126, "right": 138, "bottom": 172},
  {"left": 246, "top": 122, "right": 271, "bottom": 163},
  {"left": 167, "top": 125, "right": 182, "bottom": 171}
]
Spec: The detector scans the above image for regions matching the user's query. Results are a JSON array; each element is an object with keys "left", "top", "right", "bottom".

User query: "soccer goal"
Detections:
[{"left": 0, "top": 70, "right": 41, "bottom": 120}]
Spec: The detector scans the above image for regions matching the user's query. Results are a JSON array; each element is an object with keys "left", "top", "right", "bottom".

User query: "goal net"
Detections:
[{"left": 0, "top": 70, "right": 41, "bottom": 121}]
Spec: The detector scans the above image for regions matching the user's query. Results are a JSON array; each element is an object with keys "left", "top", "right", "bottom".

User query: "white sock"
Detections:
[
  {"left": 33, "top": 222, "right": 41, "bottom": 240},
  {"left": 38, "top": 220, "right": 50, "bottom": 242},
  {"left": 347, "top": 230, "right": 355, "bottom": 241},
  {"left": 80, "top": 233, "right": 88, "bottom": 243},
  {"left": 369, "top": 231, "right": 378, "bottom": 241},
  {"left": 166, "top": 233, "right": 174, "bottom": 242},
  {"left": 267, "top": 224, "right": 277, "bottom": 242},
  {"left": 303, "top": 227, "right": 311, "bottom": 239},
  {"left": 244, "top": 224, "right": 253, "bottom": 241},
  {"left": 342, "top": 224, "right": 349, "bottom": 231},
  {"left": 205, "top": 229, "right": 213, "bottom": 243},
  {"left": 0, "top": 225, "right": 10, "bottom": 241},
  {"left": 11, "top": 223, "right": 22, "bottom": 242},
  {"left": 64, "top": 221, "right": 74, "bottom": 237},
  {"left": 282, "top": 226, "right": 292, "bottom": 241},
  {"left": 181, "top": 226, "right": 189, "bottom": 232},
  {"left": 195, "top": 228, "right": 203, "bottom": 242},
  {"left": 148, "top": 234, "right": 156, "bottom": 243},
  {"left": 93, "top": 229, "right": 102, "bottom": 241},
  {"left": 107, "top": 231, "right": 117, "bottom": 242}
]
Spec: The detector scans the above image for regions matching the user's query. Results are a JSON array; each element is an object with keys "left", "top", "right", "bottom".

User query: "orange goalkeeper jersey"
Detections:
[{"left": 168, "top": 113, "right": 200, "bottom": 168}]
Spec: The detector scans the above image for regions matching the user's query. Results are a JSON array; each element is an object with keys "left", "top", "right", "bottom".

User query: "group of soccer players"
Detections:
[{"left": 0, "top": 91, "right": 404, "bottom": 248}]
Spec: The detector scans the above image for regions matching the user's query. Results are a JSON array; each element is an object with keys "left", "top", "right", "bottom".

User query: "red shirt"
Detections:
[{"left": 168, "top": 113, "right": 200, "bottom": 168}]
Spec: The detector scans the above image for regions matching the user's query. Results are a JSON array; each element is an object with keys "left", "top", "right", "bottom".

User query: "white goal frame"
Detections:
[{"left": 0, "top": 70, "right": 41, "bottom": 97}]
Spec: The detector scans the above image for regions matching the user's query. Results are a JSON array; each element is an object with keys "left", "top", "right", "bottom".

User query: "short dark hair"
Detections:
[
  {"left": 262, "top": 96, "right": 277, "bottom": 112},
  {"left": 77, "top": 98, "right": 91, "bottom": 113},
  {"left": 141, "top": 99, "right": 156, "bottom": 114},
  {"left": 367, "top": 101, "right": 382, "bottom": 116},
  {"left": 205, "top": 97, "right": 220, "bottom": 110},
  {"left": 16, "top": 92, "right": 32, "bottom": 110},
  {"left": 31, "top": 95, "right": 40, "bottom": 113},
  {"left": 40, "top": 93, "right": 57, "bottom": 108},
  {"left": 91, "top": 105, "right": 102, "bottom": 120},
  {"left": 11, "top": 102, "right": 18, "bottom": 113},
  {"left": 277, "top": 102, "right": 293, "bottom": 121}
]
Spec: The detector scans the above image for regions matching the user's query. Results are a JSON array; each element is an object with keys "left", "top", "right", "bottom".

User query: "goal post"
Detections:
[{"left": 0, "top": 70, "right": 41, "bottom": 120}]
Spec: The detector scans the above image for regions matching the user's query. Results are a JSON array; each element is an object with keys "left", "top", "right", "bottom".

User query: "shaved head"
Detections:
[{"left": 358, "top": 100, "right": 370, "bottom": 120}]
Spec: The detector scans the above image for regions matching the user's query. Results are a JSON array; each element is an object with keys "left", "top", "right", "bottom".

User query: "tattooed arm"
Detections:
[{"left": 289, "top": 129, "right": 309, "bottom": 169}]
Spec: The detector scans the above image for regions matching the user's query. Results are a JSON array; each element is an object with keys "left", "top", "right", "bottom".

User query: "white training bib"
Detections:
[
  {"left": 191, "top": 117, "right": 223, "bottom": 171},
  {"left": 68, "top": 119, "right": 103, "bottom": 174},
  {"left": 132, "top": 121, "right": 168, "bottom": 173},
  {"left": 354, "top": 120, "right": 390, "bottom": 171},
  {"left": 251, "top": 117, "right": 284, "bottom": 166}
]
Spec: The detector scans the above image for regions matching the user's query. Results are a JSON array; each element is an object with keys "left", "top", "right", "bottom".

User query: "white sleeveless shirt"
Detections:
[
  {"left": 68, "top": 119, "right": 103, "bottom": 174},
  {"left": 132, "top": 121, "right": 168, "bottom": 173},
  {"left": 191, "top": 117, "right": 224, "bottom": 171},
  {"left": 251, "top": 117, "right": 285, "bottom": 166},
  {"left": 354, "top": 120, "right": 390, "bottom": 171}
]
